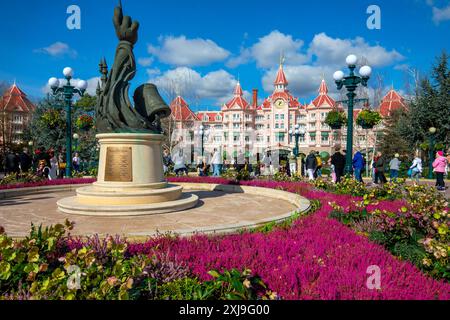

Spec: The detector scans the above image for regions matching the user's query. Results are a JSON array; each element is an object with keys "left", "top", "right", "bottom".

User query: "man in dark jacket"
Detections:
[
  {"left": 5, "top": 151, "right": 19, "bottom": 175},
  {"left": 331, "top": 147, "right": 346, "bottom": 183},
  {"left": 305, "top": 151, "right": 317, "bottom": 180},
  {"left": 374, "top": 151, "right": 387, "bottom": 184},
  {"left": 19, "top": 148, "right": 32, "bottom": 173}
]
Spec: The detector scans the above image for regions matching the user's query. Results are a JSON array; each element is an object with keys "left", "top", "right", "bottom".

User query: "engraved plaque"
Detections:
[{"left": 104, "top": 147, "right": 133, "bottom": 182}]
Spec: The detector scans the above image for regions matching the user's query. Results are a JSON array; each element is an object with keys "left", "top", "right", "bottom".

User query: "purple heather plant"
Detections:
[
  {"left": 2, "top": 176, "right": 449, "bottom": 299},
  {"left": 0, "top": 178, "right": 96, "bottom": 190},
  {"left": 125, "top": 176, "right": 450, "bottom": 300}
]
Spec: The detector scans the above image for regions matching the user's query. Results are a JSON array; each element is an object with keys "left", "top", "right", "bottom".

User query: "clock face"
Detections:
[{"left": 275, "top": 99, "right": 285, "bottom": 109}]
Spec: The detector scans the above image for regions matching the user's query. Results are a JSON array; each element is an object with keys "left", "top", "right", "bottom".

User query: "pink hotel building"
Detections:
[{"left": 169, "top": 63, "right": 407, "bottom": 164}]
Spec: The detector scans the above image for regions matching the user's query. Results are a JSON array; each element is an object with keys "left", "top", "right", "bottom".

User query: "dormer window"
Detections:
[
  {"left": 216, "top": 115, "right": 222, "bottom": 121},
  {"left": 203, "top": 115, "right": 208, "bottom": 121}
]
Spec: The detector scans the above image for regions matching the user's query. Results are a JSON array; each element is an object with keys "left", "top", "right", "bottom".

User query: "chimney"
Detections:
[{"left": 252, "top": 89, "right": 258, "bottom": 107}]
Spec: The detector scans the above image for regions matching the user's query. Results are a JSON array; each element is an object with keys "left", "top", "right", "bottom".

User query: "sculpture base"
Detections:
[
  {"left": 57, "top": 193, "right": 199, "bottom": 216},
  {"left": 57, "top": 133, "right": 198, "bottom": 216}
]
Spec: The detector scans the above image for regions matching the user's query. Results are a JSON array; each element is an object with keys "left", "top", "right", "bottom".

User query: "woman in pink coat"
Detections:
[{"left": 432, "top": 151, "right": 447, "bottom": 191}]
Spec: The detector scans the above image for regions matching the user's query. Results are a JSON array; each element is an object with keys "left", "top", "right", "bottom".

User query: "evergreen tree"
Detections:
[
  {"left": 74, "top": 93, "right": 97, "bottom": 112},
  {"left": 378, "top": 108, "right": 411, "bottom": 159},
  {"left": 396, "top": 51, "right": 450, "bottom": 150}
]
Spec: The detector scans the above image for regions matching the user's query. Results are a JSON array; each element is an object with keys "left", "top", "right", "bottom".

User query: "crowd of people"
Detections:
[
  {"left": 162, "top": 146, "right": 449, "bottom": 192},
  {"left": 5, "top": 144, "right": 447, "bottom": 192},
  {"left": 2, "top": 147, "right": 83, "bottom": 181},
  {"left": 304, "top": 146, "right": 449, "bottom": 192}
]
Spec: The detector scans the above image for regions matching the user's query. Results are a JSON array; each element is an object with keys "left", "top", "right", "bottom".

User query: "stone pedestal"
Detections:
[{"left": 57, "top": 133, "right": 198, "bottom": 216}]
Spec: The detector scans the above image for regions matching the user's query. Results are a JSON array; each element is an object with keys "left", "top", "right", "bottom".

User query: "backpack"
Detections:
[{"left": 316, "top": 156, "right": 322, "bottom": 167}]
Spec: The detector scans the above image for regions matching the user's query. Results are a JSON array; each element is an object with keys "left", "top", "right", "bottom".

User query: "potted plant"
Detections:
[
  {"left": 325, "top": 110, "right": 347, "bottom": 130},
  {"left": 76, "top": 114, "right": 94, "bottom": 131},
  {"left": 356, "top": 109, "right": 382, "bottom": 129}
]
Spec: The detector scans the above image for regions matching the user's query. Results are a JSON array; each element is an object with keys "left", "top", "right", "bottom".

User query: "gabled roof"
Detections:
[
  {"left": 310, "top": 79, "right": 335, "bottom": 108},
  {"left": 170, "top": 96, "right": 198, "bottom": 121},
  {"left": 0, "top": 84, "right": 36, "bottom": 113},
  {"left": 196, "top": 111, "right": 223, "bottom": 122},
  {"left": 224, "top": 82, "right": 250, "bottom": 110},
  {"left": 379, "top": 89, "right": 407, "bottom": 117},
  {"left": 274, "top": 65, "right": 288, "bottom": 86}
]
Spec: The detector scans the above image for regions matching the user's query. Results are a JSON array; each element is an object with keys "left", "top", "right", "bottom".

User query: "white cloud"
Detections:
[
  {"left": 308, "top": 33, "right": 404, "bottom": 67},
  {"left": 42, "top": 77, "right": 100, "bottom": 96},
  {"left": 148, "top": 67, "right": 249, "bottom": 106},
  {"left": 34, "top": 42, "right": 77, "bottom": 58},
  {"left": 138, "top": 57, "right": 153, "bottom": 67},
  {"left": 262, "top": 65, "right": 337, "bottom": 99},
  {"left": 148, "top": 35, "right": 230, "bottom": 67},
  {"left": 227, "top": 30, "right": 307, "bottom": 69},
  {"left": 432, "top": 4, "right": 450, "bottom": 24}
]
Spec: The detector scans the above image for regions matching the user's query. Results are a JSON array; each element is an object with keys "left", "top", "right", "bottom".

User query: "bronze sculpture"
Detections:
[{"left": 96, "top": 1, "right": 171, "bottom": 133}]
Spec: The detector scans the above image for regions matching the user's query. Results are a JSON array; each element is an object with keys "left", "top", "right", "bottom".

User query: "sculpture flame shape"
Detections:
[{"left": 96, "top": 1, "right": 171, "bottom": 133}]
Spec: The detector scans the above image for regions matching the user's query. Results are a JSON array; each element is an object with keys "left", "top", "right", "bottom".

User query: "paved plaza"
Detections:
[{"left": 0, "top": 189, "right": 297, "bottom": 238}]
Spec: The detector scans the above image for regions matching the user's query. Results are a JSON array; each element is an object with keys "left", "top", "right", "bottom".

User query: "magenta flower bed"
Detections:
[
  {"left": 0, "top": 178, "right": 96, "bottom": 190},
  {"left": 4, "top": 175, "right": 448, "bottom": 299},
  {"left": 118, "top": 176, "right": 449, "bottom": 300}
]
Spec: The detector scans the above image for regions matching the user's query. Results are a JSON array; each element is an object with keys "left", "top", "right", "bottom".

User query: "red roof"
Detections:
[
  {"left": 318, "top": 79, "right": 328, "bottom": 94},
  {"left": 224, "top": 82, "right": 250, "bottom": 110},
  {"left": 379, "top": 89, "right": 407, "bottom": 117},
  {"left": 170, "top": 96, "right": 198, "bottom": 121},
  {"left": 310, "top": 79, "right": 335, "bottom": 108},
  {"left": 197, "top": 111, "right": 223, "bottom": 122},
  {"left": 0, "top": 84, "right": 36, "bottom": 113},
  {"left": 257, "top": 67, "right": 301, "bottom": 110},
  {"left": 274, "top": 65, "right": 288, "bottom": 86}
]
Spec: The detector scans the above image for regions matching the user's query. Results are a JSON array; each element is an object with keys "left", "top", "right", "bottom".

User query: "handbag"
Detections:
[{"left": 407, "top": 168, "right": 412, "bottom": 177}]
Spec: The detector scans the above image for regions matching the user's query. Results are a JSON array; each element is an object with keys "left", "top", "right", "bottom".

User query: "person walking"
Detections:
[
  {"left": 374, "top": 152, "right": 387, "bottom": 185},
  {"left": 331, "top": 146, "right": 346, "bottom": 183},
  {"left": 72, "top": 152, "right": 81, "bottom": 172},
  {"left": 389, "top": 153, "right": 401, "bottom": 182},
  {"left": 5, "top": 151, "right": 19, "bottom": 176},
  {"left": 48, "top": 150, "right": 58, "bottom": 180},
  {"left": 197, "top": 157, "right": 209, "bottom": 177},
  {"left": 162, "top": 149, "right": 172, "bottom": 174},
  {"left": 288, "top": 152, "right": 297, "bottom": 176},
  {"left": 262, "top": 152, "right": 272, "bottom": 176},
  {"left": 315, "top": 152, "right": 322, "bottom": 178},
  {"left": 432, "top": 151, "right": 447, "bottom": 191},
  {"left": 410, "top": 153, "right": 422, "bottom": 184},
  {"left": 305, "top": 150, "right": 317, "bottom": 181},
  {"left": 36, "top": 160, "right": 50, "bottom": 179},
  {"left": 172, "top": 149, "right": 188, "bottom": 176},
  {"left": 57, "top": 154, "right": 66, "bottom": 179},
  {"left": 352, "top": 150, "right": 365, "bottom": 182},
  {"left": 19, "top": 148, "right": 32, "bottom": 173},
  {"left": 211, "top": 149, "right": 222, "bottom": 177}
]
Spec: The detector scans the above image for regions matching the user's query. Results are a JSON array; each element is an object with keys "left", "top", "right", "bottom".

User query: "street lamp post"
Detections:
[
  {"left": 196, "top": 125, "right": 210, "bottom": 158},
  {"left": 428, "top": 127, "right": 436, "bottom": 179},
  {"left": 73, "top": 133, "right": 79, "bottom": 152},
  {"left": 333, "top": 55, "right": 372, "bottom": 175},
  {"left": 48, "top": 67, "right": 87, "bottom": 177},
  {"left": 289, "top": 124, "right": 302, "bottom": 157}
]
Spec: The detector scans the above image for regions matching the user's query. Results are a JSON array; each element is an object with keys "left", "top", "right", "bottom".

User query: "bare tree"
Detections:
[
  {"left": 372, "top": 73, "right": 384, "bottom": 109},
  {"left": 156, "top": 69, "right": 197, "bottom": 154}
]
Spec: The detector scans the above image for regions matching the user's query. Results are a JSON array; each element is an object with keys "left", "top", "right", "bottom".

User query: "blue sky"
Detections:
[{"left": 0, "top": 0, "right": 449, "bottom": 111}]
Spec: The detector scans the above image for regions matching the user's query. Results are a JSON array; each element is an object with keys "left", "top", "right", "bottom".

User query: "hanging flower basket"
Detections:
[
  {"left": 325, "top": 110, "right": 347, "bottom": 130},
  {"left": 356, "top": 109, "right": 382, "bottom": 129},
  {"left": 76, "top": 114, "right": 94, "bottom": 131}
]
